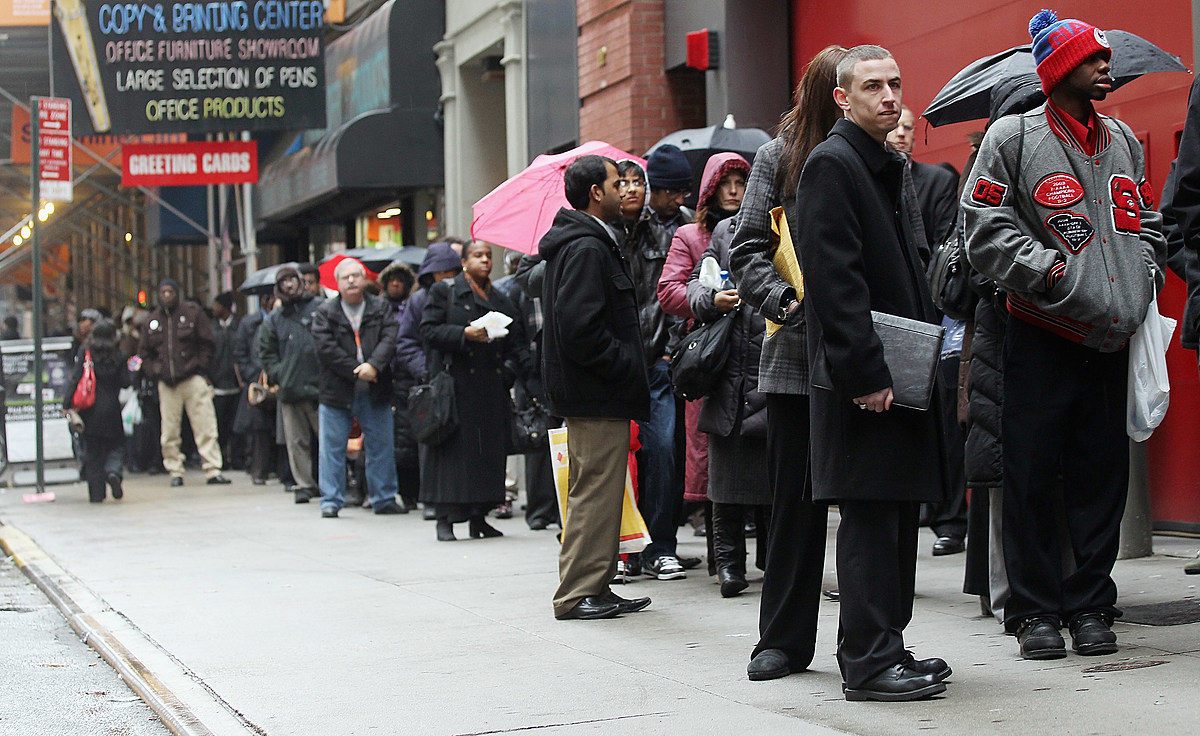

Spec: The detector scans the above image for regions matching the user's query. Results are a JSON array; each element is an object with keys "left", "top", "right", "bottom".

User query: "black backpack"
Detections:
[{"left": 927, "top": 212, "right": 977, "bottom": 320}]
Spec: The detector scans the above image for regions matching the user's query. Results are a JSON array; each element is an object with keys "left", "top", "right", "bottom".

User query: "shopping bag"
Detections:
[
  {"left": 550, "top": 425, "right": 650, "bottom": 554},
  {"left": 121, "top": 393, "right": 142, "bottom": 437},
  {"left": 1127, "top": 297, "right": 1176, "bottom": 442}
]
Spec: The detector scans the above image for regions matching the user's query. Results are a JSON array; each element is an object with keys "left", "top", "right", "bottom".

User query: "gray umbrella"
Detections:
[
  {"left": 646, "top": 123, "right": 771, "bottom": 201},
  {"left": 239, "top": 262, "right": 300, "bottom": 296},
  {"left": 320, "top": 246, "right": 426, "bottom": 273},
  {"left": 922, "top": 30, "right": 1190, "bottom": 128}
]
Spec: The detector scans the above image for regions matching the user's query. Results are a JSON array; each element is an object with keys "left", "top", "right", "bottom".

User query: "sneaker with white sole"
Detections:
[
  {"left": 644, "top": 555, "right": 686, "bottom": 580},
  {"left": 612, "top": 559, "right": 630, "bottom": 585}
]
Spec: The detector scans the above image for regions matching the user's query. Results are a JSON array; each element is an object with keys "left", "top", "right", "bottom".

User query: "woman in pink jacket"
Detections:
[{"left": 656, "top": 151, "right": 750, "bottom": 554}]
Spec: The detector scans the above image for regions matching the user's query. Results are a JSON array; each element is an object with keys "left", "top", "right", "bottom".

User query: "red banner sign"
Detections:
[
  {"left": 121, "top": 141, "right": 258, "bottom": 187},
  {"left": 38, "top": 97, "right": 73, "bottom": 202}
]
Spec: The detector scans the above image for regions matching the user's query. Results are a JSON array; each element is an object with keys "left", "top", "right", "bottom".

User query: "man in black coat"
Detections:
[
  {"left": 541, "top": 155, "right": 652, "bottom": 621},
  {"left": 794, "top": 45, "right": 950, "bottom": 702},
  {"left": 311, "top": 259, "right": 403, "bottom": 518}
]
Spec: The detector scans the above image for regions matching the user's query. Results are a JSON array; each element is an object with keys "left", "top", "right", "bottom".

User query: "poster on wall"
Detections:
[
  {"left": 1, "top": 337, "right": 76, "bottom": 463},
  {"left": 50, "top": 0, "right": 327, "bottom": 136}
]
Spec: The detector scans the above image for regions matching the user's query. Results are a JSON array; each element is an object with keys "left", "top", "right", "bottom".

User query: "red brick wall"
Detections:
[{"left": 577, "top": 0, "right": 706, "bottom": 156}]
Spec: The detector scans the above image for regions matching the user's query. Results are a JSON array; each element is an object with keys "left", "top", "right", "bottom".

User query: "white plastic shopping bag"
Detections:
[
  {"left": 1127, "top": 297, "right": 1176, "bottom": 442},
  {"left": 121, "top": 393, "right": 142, "bottom": 437}
]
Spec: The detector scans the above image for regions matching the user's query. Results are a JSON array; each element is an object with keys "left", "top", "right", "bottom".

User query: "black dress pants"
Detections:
[
  {"left": 836, "top": 499, "right": 920, "bottom": 688},
  {"left": 752, "top": 393, "right": 828, "bottom": 671},
  {"left": 1000, "top": 316, "right": 1127, "bottom": 631}
]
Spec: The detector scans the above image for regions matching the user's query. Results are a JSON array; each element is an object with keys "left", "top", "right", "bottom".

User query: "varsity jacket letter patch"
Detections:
[{"left": 971, "top": 177, "right": 1007, "bottom": 206}]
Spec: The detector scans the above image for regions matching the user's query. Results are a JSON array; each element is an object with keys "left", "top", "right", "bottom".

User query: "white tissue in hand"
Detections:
[
  {"left": 470, "top": 310, "right": 513, "bottom": 339},
  {"left": 698, "top": 257, "right": 724, "bottom": 290}
]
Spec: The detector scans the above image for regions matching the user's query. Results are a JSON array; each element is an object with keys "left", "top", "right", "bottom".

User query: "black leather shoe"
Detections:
[
  {"left": 901, "top": 651, "right": 952, "bottom": 682},
  {"left": 1069, "top": 613, "right": 1117, "bottom": 656},
  {"left": 556, "top": 596, "right": 621, "bottom": 620},
  {"left": 747, "top": 649, "right": 805, "bottom": 681},
  {"left": 170, "top": 476, "right": 184, "bottom": 487},
  {"left": 718, "top": 568, "right": 749, "bottom": 598},
  {"left": 678, "top": 555, "right": 703, "bottom": 570},
  {"left": 294, "top": 489, "right": 313, "bottom": 504},
  {"left": 932, "top": 535, "right": 965, "bottom": 556},
  {"left": 206, "top": 475, "right": 232, "bottom": 485},
  {"left": 843, "top": 664, "right": 947, "bottom": 702},
  {"left": 602, "top": 591, "right": 651, "bottom": 614},
  {"left": 422, "top": 506, "right": 437, "bottom": 521},
  {"left": 1017, "top": 617, "right": 1066, "bottom": 660},
  {"left": 469, "top": 516, "right": 503, "bottom": 538},
  {"left": 107, "top": 473, "right": 123, "bottom": 500},
  {"left": 321, "top": 507, "right": 339, "bottom": 519},
  {"left": 436, "top": 520, "right": 456, "bottom": 541},
  {"left": 374, "top": 501, "right": 406, "bottom": 515}
]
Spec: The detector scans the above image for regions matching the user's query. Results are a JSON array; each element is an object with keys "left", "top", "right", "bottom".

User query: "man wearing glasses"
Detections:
[{"left": 617, "top": 144, "right": 697, "bottom": 581}]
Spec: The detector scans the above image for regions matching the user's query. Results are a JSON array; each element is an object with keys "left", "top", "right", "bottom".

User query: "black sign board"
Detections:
[{"left": 50, "top": 0, "right": 326, "bottom": 136}]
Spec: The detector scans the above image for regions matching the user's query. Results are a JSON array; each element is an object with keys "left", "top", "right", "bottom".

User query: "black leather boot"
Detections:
[
  {"left": 469, "top": 515, "right": 503, "bottom": 539},
  {"left": 712, "top": 503, "right": 748, "bottom": 597}
]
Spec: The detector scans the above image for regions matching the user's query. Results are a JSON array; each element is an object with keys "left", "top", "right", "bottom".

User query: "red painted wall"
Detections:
[{"left": 791, "top": 0, "right": 1200, "bottom": 526}]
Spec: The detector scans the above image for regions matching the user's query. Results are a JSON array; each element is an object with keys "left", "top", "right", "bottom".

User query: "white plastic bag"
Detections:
[
  {"left": 698, "top": 256, "right": 723, "bottom": 291},
  {"left": 1127, "top": 297, "right": 1176, "bottom": 442},
  {"left": 121, "top": 393, "right": 142, "bottom": 437}
]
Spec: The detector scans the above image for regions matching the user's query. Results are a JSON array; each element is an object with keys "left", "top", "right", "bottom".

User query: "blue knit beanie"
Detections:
[
  {"left": 646, "top": 144, "right": 692, "bottom": 191},
  {"left": 1029, "top": 9, "right": 1110, "bottom": 95}
]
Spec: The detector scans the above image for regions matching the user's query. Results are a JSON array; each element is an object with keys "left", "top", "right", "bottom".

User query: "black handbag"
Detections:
[
  {"left": 509, "top": 394, "right": 550, "bottom": 454},
  {"left": 407, "top": 369, "right": 457, "bottom": 445},
  {"left": 669, "top": 308, "right": 737, "bottom": 401},
  {"left": 927, "top": 214, "right": 977, "bottom": 321}
]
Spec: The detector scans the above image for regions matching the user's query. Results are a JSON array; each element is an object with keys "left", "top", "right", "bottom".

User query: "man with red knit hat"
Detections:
[{"left": 964, "top": 10, "right": 1166, "bottom": 660}]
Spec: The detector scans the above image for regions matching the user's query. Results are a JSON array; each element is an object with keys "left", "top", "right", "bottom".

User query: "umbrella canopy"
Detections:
[
  {"left": 471, "top": 141, "right": 644, "bottom": 255},
  {"left": 646, "top": 124, "right": 771, "bottom": 202},
  {"left": 238, "top": 261, "right": 299, "bottom": 296},
  {"left": 321, "top": 246, "right": 426, "bottom": 272},
  {"left": 318, "top": 254, "right": 374, "bottom": 291},
  {"left": 922, "top": 30, "right": 1190, "bottom": 127}
]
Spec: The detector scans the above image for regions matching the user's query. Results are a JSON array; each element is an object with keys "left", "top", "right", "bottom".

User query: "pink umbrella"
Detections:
[{"left": 471, "top": 141, "right": 645, "bottom": 255}]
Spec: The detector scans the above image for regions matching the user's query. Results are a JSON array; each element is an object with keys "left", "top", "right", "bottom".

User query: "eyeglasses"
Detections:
[{"left": 617, "top": 179, "right": 646, "bottom": 191}]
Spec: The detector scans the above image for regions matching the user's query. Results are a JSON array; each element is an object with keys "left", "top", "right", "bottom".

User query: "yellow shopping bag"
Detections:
[{"left": 549, "top": 426, "right": 650, "bottom": 554}]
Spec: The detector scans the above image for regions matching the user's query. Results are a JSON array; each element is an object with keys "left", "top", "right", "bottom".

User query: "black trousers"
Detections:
[
  {"left": 1000, "top": 316, "right": 1127, "bottom": 631},
  {"left": 752, "top": 393, "right": 828, "bottom": 671},
  {"left": 837, "top": 500, "right": 920, "bottom": 688},
  {"left": 524, "top": 448, "right": 560, "bottom": 528},
  {"left": 922, "top": 357, "right": 969, "bottom": 539}
]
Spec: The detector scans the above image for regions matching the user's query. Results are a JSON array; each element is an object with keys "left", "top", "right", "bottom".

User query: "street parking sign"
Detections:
[{"left": 37, "top": 97, "right": 72, "bottom": 202}]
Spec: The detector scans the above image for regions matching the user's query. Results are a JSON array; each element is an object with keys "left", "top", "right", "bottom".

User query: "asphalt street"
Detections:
[{"left": 2, "top": 469, "right": 1200, "bottom": 736}]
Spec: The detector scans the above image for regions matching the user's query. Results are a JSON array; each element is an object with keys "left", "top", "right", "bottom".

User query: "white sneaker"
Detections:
[
  {"left": 612, "top": 559, "right": 629, "bottom": 585},
  {"left": 644, "top": 555, "right": 686, "bottom": 580}
]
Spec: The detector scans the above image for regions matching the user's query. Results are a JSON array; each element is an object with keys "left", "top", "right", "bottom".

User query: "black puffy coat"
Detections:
[
  {"left": 686, "top": 218, "right": 767, "bottom": 441},
  {"left": 964, "top": 278, "right": 1005, "bottom": 489}
]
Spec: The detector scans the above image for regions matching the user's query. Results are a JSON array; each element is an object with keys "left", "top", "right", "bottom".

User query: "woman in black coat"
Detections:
[
  {"left": 63, "top": 319, "right": 132, "bottom": 502},
  {"left": 419, "top": 242, "right": 529, "bottom": 541},
  {"left": 687, "top": 217, "right": 772, "bottom": 597}
]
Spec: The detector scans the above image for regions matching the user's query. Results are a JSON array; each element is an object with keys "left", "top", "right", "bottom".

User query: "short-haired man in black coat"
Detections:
[
  {"left": 794, "top": 45, "right": 951, "bottom": 701},
  {"left": 540, "top": 155, "right": 652, "bottom": 621}
]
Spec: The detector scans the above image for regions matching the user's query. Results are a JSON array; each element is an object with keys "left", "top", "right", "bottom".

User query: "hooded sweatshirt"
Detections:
[
  {"left": 395, "top": 242, "right": 463, "bottom": 379},
  {"left": 539, "top": 208, "right": 650, "bottom": 420},
  {"left": 657, "top": 152, "right": 750, "bottom": 318}
]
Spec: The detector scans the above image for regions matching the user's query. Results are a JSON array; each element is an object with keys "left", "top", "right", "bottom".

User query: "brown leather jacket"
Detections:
[{"left": 137, "top": 299, "right": 215, "bottom": 387}]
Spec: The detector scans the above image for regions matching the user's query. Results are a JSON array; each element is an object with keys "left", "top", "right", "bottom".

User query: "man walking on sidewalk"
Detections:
[
  {"left": 541, "top": 155, "right": 652, "bottom": 621},
  {"left": 137, "top": 279, "right": 231, "bottom": 487},
  {"left": 794, "top": 45, "right": 950, "bottom": 701},
  {"left": 964, "top": 10, "right": 1165, "bottom": 660},
  {"left": 260, "top": 266, "right": 323, "bottom": 504},
  {"left": 311, "top": 259, "right": 404, "bottom": 518}
]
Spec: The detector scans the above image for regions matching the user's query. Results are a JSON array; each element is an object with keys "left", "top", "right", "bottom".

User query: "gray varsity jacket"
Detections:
[{"left": 964, "top": 104, "right": 1166, "bottom": 352}]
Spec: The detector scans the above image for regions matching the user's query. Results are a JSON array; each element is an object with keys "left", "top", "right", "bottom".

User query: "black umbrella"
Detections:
[
  {"left": 922, "top": 30, "right": 1190, "bottom": 127},
  {"left": 320, "top": 246, "right": 427, "bottom": 273},
  {"left": 239, "top": 261, "right": 299, "bottom": 296},
  {"left": 646, "top": 123, "right": 771, "bottom": 202}
]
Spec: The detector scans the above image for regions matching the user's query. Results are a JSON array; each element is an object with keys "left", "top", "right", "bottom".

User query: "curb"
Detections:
[{"left": 0, "top": 522, "right": 258, "bottom": 736}]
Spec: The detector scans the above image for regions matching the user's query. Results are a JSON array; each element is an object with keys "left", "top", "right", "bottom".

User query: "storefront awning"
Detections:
[{"left": 255, "top": 0, "right": 444, "bottom": 225}]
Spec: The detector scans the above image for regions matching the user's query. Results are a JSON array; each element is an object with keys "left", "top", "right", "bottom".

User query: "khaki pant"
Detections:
[
  {"left": 159, "top": 375, "right": 223, "bottom": 478},
  {"left": 279, "top": 400, "right": 319, "bottom": 492},
  {"left": 553, "top": 417, "right": 629, "bottom": 617}
]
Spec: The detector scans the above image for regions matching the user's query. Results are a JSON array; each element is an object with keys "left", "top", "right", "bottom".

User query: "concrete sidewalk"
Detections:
[{"left": 2, "top": 470, "right": 1199, "bottom": 736}]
